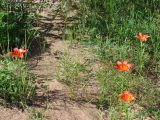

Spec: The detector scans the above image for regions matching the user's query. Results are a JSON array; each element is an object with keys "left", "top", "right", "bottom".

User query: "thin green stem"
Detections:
[
  {"left": 139, "top": 41, "right": 145, "bottom": 73},
  {"left": 7, "top": 2, "right": 10, "bottom": 52}
]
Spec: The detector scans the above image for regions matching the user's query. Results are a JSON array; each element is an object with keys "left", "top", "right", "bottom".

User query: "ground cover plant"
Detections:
[
  {"left": 60, "top": 0, "right": 160, "bottom": 119},
  {"left": 0, "top": 48, "right": 35, "bottom": 109}
]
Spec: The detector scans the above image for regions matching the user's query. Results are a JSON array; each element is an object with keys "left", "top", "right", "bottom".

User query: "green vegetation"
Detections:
[
  {"left": 0, "top": 0, "right": 37, "bottom": 109},
  {"left": 0, "top": 0, "right": 38, "bottom": 52},
  {"left": 60, "top": 0, "right": 160, "bottom": 119},
  {"left": 0, "top": 58, "right": 35, "bottom": 108},
  {"left": 56, "top": 53, "right": 88, "bottom": 98},
  {"left": 0, "top": 0, "right": 159, "bottom": 119}
]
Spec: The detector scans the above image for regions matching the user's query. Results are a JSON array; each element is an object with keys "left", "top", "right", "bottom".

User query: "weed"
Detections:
[
  {"left": 56, "top": 53, "right": 88, "bottom": 98},
  {"left": 28, "top": 108, "right": 47, "bottom": 120},
  {"left": 0, "top": 57, "right": 35, "bottom": 109}
]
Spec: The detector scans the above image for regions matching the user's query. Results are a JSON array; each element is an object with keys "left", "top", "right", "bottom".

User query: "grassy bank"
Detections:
[{"left": 60, "top": 0, "right": 160, "bottom": 119}]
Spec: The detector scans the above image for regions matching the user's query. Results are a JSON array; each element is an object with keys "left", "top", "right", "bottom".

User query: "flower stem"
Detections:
[{"left": 139, "top": 42, "right": 145, "bottom": 72}]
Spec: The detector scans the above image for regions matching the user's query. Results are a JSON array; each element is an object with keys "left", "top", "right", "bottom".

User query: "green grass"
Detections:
[
  {"left": 0, "top": 0, "right": 38, "bottom": 52},
  {"left": 56, "top": 53, "right": 88, "bottom": 98},
  {"left": 0, "top": 58, "right": 35, "bottom": 109},
  {"left": 0, "top": 0, "right": 38, "bottom": 109},
  {"left": 61, "top": 0, "right": 160, "bottom": 119}
]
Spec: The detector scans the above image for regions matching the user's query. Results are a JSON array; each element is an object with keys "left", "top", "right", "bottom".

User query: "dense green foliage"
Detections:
[
  {"left": 62, "top": 0, "right": 160, "bottom": 119},
  {"left": 0, "top": 0, "right": 37, "bottom": 52},
  {"left": 64, "top": 0, "right": 160, "bottom": 64},
  {"left": 0, "top": 59, "right": 35, "bottom": 108},
  {"left": 0, "top": 0, "right": 37, "bottom": 108}
]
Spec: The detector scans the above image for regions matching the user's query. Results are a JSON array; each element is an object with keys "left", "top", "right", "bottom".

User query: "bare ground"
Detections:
[{"left": 0, "top": 1, "right": 107, "bottom": 120}]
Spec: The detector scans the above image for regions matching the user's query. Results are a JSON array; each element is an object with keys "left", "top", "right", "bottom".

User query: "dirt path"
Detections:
[
  {"left": 0, "top": 1, "right": 105, "bottom": 120},
  {"left": 30, "top": 1, "right": 102, "bottom": 120}
]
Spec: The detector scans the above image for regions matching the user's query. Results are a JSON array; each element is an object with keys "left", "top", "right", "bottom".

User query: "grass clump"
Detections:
[
  {"left": 56, "top": 53, "right": 88, "bottom": 98},
  {"left": 0, "top": 53, "right": 35, "bottom": 109},
  {"left": 0, "top": 0, "right": 38, "bottom": 52}
]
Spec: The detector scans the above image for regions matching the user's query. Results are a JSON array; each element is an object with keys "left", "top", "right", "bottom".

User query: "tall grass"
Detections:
[
  {"left": 0, "top": 0, "right": 38, "bottom": 52},
  {"left": 61, "top": 0, "right": 160, "bottom": 119},
  {"left": 0, "top": 0, "right": 38, "bottom": 109},
  {"left": 63, "top": 0, "right": 160, "bottom": 75},
  {"left": 64, "top": 0, "right": 160, "bottom": 65}
]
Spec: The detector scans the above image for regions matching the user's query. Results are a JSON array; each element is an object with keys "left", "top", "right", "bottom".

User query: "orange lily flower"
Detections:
[
  {"left": 11, "top": 48, "right": 28, "bottom": 59},
  {"left": 119, "top": 91, "right": 135, "bottom": 104},
  {"left": 135, "top": 32, "right": 150, "bottom": 42},
  {"left": 114, "top": 60, "right": 133, "bottom": 72}
]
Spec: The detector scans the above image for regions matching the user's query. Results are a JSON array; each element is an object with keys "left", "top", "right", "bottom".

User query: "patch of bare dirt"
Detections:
[{"left": 0, "top": 106, "right": 27, "bottom": 120}]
